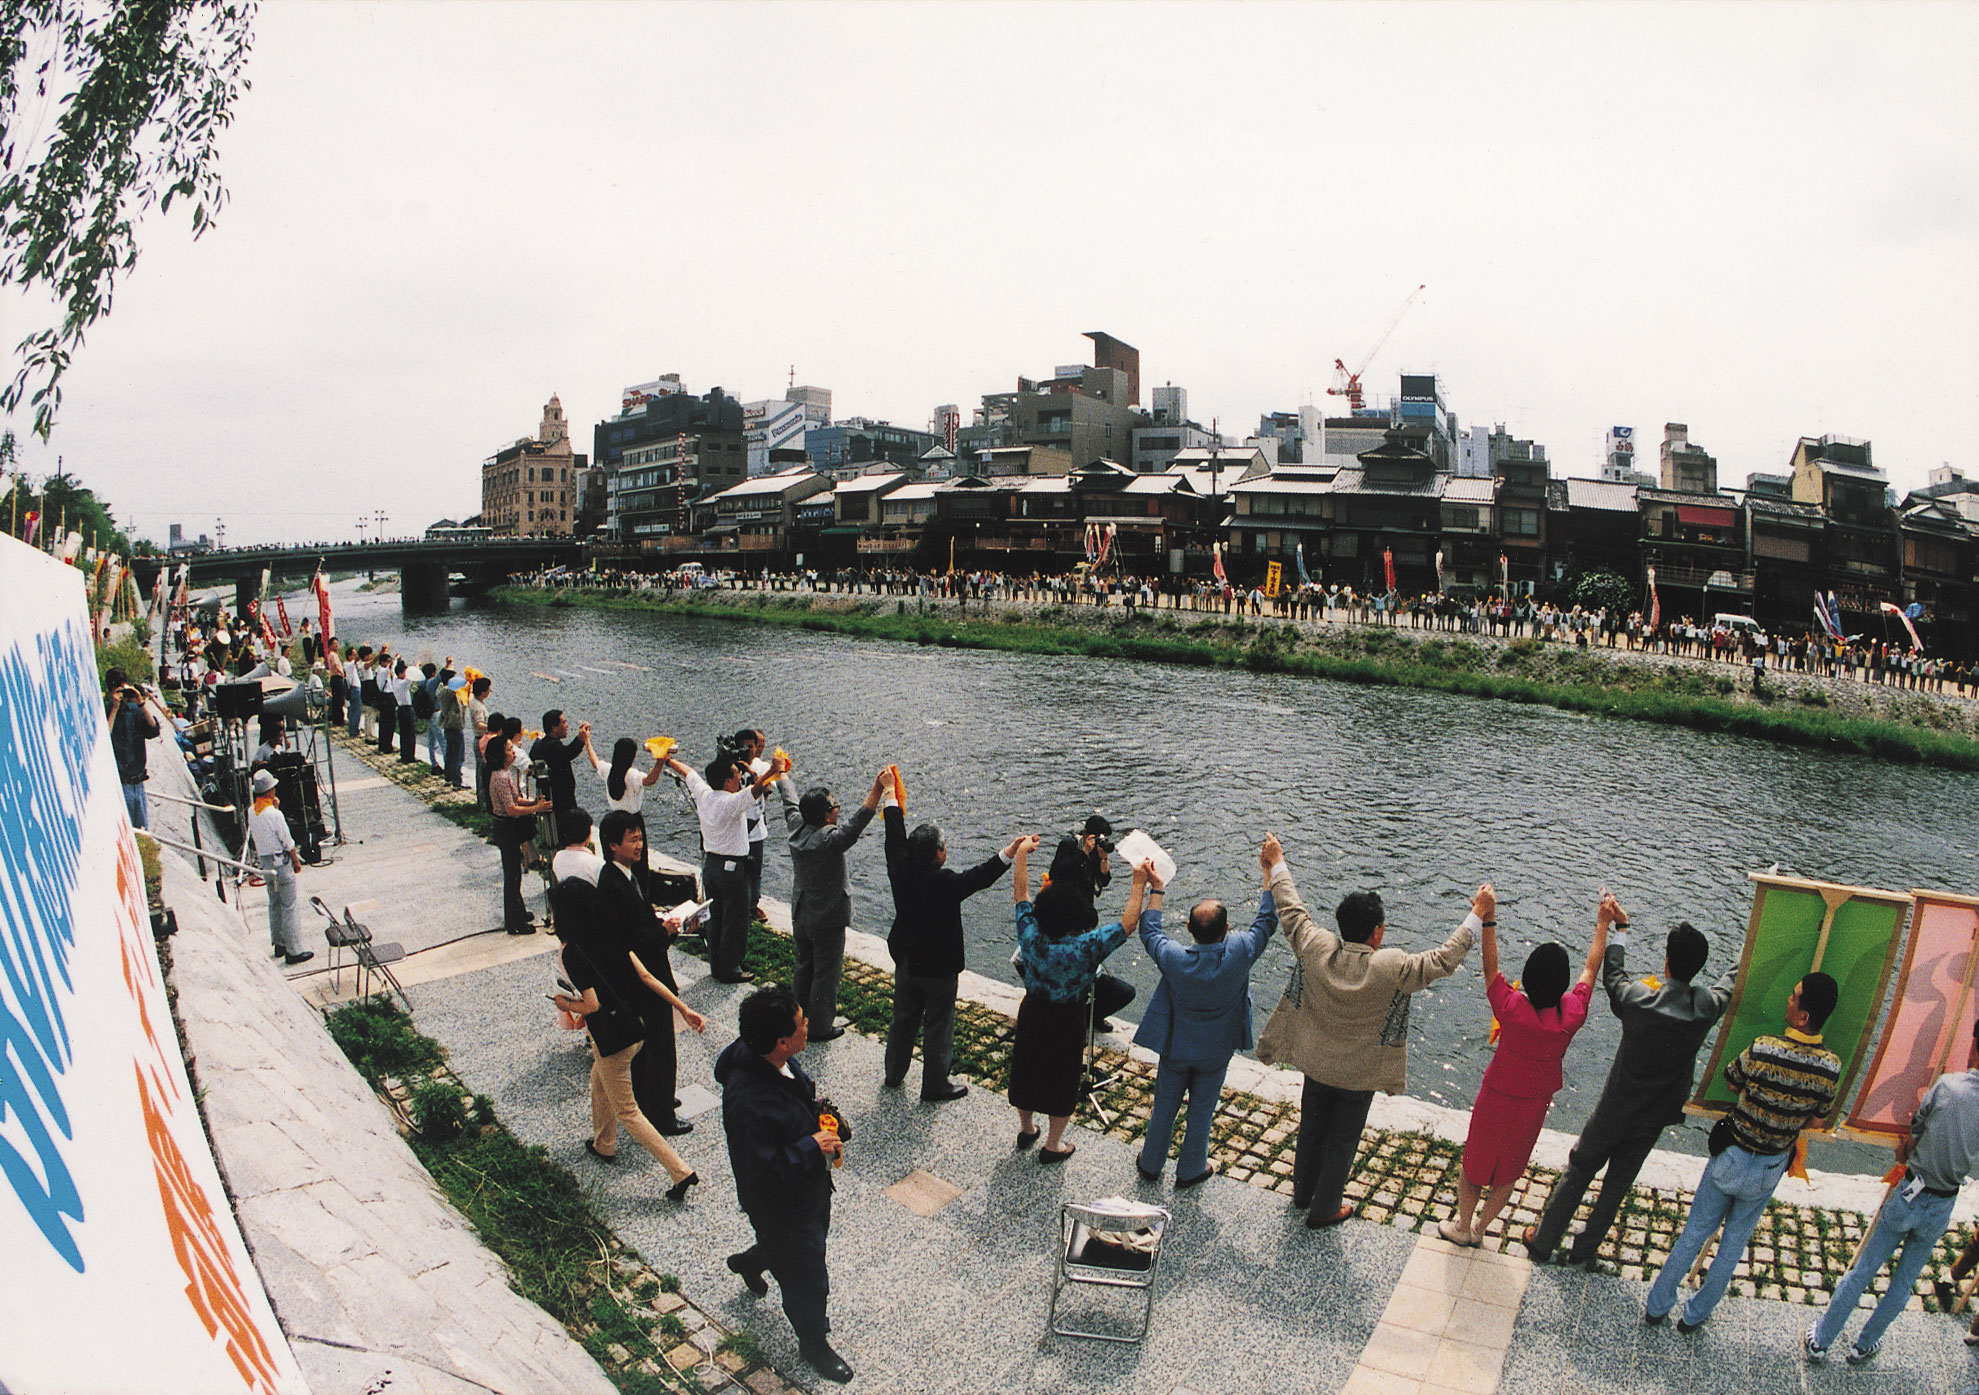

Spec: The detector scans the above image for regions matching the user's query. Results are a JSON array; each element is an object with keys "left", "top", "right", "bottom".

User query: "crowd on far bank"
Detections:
[{"left": 510, "top": 564, "right": 1978, "bottom": 700}]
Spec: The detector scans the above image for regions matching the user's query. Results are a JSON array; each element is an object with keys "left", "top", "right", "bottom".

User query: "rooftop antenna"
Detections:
[{"left": 789, "top": 364, "right": 796, "bottom": 390}]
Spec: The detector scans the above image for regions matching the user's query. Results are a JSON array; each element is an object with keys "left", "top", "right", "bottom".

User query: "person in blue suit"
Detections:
[{"left": 1132, "top": 834, "right": 1281, "bottom": 1186}]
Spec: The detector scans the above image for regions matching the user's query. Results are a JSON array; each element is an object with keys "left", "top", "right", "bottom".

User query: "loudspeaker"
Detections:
[
  {"left": 265, "top": 753, "right": 325, "bottom": 863},
  {"left": 260, "top": 683, "right": 314, "bottom": 721},
  {"left": 213, "top": 681, "right": 263, "bottom": 721}
]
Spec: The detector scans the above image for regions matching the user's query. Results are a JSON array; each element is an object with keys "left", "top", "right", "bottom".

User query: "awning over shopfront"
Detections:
[{"left": 1676, "top": 504, "right": 1738, "bottom": 528}]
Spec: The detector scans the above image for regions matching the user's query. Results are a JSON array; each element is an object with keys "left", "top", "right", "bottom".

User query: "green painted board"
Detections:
[{"left": 1689, "top": 874, "right": 1911, "bottom": 1131}]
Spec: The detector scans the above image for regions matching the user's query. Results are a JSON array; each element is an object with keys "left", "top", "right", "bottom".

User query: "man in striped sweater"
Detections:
[{"left": 1645, "top": 971, "right": 1842, "bottom": 1332}]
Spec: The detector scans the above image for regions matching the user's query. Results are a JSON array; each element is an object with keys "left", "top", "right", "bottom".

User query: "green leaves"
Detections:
[{"left": 1, "top": 1, "right": 257, "bottom": 438}]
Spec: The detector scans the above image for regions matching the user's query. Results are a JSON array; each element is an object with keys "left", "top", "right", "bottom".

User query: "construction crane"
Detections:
[{"left": 1328, "top": 283, "right": 1426, "bottom": 413}]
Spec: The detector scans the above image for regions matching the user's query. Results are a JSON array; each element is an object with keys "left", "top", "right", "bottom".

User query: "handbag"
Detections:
[
  {"left": 564, "top": 940, "right": 644, "bottom": 1057},
  {"left": 1707, "top": 1115, "right": 1738, "bottom": 1157}
]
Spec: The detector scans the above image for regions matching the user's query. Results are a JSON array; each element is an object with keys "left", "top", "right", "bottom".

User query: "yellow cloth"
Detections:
[
  {"left": 1639, "top": 973, "right": 1663, "bottom": 992},
  {"left": 253, "top": 795, "right": 278, "bottom": 816}
]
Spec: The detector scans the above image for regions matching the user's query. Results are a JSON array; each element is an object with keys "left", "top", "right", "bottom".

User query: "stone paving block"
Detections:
[
  {"left": 1421, "top": 1335, "right": 1509, "bottom": 1395},
  {"left": 883, "top": 1167, "right": 965, "bottom": 1217},
  {"left": 1381, "top": 1283, "right": 1460, "bottom": 1337},
  {"left": 1359, "top": 1321, "right": 1442, "bottom": 1380}
]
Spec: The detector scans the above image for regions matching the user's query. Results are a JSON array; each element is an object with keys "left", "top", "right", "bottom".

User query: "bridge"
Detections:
[{"left": 128, "top": 537, "right": 584, "bottom": 615}]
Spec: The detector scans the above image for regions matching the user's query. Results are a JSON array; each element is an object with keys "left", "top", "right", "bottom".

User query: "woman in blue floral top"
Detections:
[{"left": 1008, "top": 834, "right": 1147, "bottom": 1161}]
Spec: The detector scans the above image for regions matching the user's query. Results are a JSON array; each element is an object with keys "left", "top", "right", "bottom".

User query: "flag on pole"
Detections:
[
  {"left": 274, "top": 595, "right": 293, "bottom": 637},
  {"left": 1880, "top": 601, "right": 1924, "bottom": 651},
  {"left": 23, "top": 510, "right": 38, "bottom": 547},
  {"left": 1212, "top": 541, "right": 1227, "bottom": 585},
  {"left": 1433, "top": 549, "right": 1445, "bottom": 589},
  {"left": 1083, "top": 524, "right": 1097, "bottom": 564},
  {"left": 311, "top": 565, "right": 334, "bottom": 643},
  {"left": 1646, "top": 566, "right": 1660, "bottom": 632},
  {"left": 1500, "top": 552, "right": 1510, "bottom": 597},
  {"left": 1295, "top": 542, "right": 1310, "bottom": 586},
  {"left": 1382, "top": 545, "right": 1396, "bottom": 594}
]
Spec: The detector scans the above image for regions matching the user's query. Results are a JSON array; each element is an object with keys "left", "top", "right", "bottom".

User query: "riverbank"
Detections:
[{"left": 492, "top": 585, "right": 1979, "bottom": 773}]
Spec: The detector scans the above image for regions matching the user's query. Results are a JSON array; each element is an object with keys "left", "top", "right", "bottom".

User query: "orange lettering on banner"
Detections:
[
  {"left": 136, "top": 1063, "right": 285, "bottom": 1394},
  {"left": 115, "top": 824, "right": 282, "bottom": 1392}
]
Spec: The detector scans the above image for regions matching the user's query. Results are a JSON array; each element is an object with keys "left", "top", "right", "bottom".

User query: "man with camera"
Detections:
[
  {"left": 104, "top": 666, "right": 165, "bottom": 829},
  {"left": 530, "top": 708, "right": 590, "bottom": 846}
]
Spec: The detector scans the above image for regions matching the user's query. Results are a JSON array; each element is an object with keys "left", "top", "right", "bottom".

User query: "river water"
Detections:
[{"left": 322, "top": 581, "right": 1977, "bottom": 1163}]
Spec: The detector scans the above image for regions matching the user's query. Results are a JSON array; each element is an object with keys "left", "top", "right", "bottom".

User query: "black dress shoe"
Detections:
[
  {"left": 810, "top": 1026, "right": 845, "bottom": 1042},
  {"left": 1676, "top": 1316, "right": 1705, "bottom": 1335},
  {"left": 1175, "top": 1165, "right": 1217, "bottom": 1189},
  {"left": 283, "top": 950, "right": 315, "bottom": 966},
  {"left": 657, "top": 1118, "right": 693, "bottom": 1137},
  {"left": 799, "top": 1340, "right": 854, "bottom": 1383},
  {"left": 921, "top": 1082, "right": 969, "bottom": 1102},
  {"left": 726, "top": 1253, "right": 767, "bottom": 1297},
  {"left": 881, "top": 1076, "right": 905, "bottom": 1089}
]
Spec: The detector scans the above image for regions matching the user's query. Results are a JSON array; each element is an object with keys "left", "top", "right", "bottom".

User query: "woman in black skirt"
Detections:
[{"left": 1006, "top": 834, "right": 1146, "bottom": 1161}]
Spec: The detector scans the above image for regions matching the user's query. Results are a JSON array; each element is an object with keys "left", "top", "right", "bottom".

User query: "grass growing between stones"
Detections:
[
  {"left": 493, "top": 587, "right": 1979, "bottom": 772},
  {"left": 324, "top": 997, "right": 791, "bottom": 1395}
]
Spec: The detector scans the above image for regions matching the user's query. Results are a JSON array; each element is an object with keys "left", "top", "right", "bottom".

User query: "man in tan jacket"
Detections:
[{"left": 1256, "top": 846, "right": 1481, "bottom": 1228}]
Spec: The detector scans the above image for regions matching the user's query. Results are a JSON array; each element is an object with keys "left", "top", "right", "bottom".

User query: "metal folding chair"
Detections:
[
  {"left": 1047, "top": 1199, "right": 1170, "bottom": 1343},
  {"left": 310, "top": 896, "right": 410, "bottom": 1010}
]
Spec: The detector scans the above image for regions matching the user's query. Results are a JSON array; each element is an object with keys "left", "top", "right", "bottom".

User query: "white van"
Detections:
[{"left": 1714, "top": 612, "right": 1765, "bottom": 640}]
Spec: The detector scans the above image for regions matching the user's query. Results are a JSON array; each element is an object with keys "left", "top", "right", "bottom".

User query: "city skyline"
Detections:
[{"left": 3, "top": 1, "right": 1975, "bottom": 546}]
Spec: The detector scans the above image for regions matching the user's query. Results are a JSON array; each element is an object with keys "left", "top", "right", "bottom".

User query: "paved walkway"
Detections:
[{"left": 258, "top": 732, "right": 1979, "bottom": 1394}]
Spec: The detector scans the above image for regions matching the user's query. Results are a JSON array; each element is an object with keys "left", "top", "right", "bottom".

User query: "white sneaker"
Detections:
[
  {"left": 1802, "top": 1325, "right": 1829, "bottom": 1363},
  {"left": 1844, "top": 1340, "right": 1880, "bottom": 1365}
]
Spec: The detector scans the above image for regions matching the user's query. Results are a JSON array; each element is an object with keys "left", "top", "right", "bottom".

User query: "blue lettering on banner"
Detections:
[{"left": 0, "top": 608, "right": 101, "bottom": 1271}]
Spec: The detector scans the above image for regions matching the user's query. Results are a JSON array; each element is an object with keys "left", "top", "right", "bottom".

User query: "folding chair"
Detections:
[
  {"left": 1047, "top": 1199, "right": 1170, "bottom": 1343},
  {"left": 310, "top": 896, "right": 410, "bottom": 1010}
]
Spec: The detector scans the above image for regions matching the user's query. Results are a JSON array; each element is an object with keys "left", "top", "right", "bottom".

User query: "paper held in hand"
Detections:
[
  {"left": 1113, "top": 829, "right": 1177, "bottom": 889},
  {"left": 668, "top": 899, "right": 713, "bottom": 933}
]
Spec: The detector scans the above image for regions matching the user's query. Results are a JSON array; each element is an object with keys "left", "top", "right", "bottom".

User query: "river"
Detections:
[{"left": 317, "top": 579, "right": 1977, "bottom": 1165}]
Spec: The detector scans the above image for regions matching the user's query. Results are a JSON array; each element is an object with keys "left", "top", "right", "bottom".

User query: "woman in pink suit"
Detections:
[{"left": 1441, "top": 885, "right": 1615, "bottom": 1246}]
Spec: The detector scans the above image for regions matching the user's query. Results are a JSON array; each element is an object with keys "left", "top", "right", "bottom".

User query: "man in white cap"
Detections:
[{"left": 248, "top": 769, "right": 311, "bottom": 965}]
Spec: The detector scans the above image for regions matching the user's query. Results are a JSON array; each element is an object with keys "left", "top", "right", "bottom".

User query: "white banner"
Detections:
[{"left": 0, "top": 535, "right": 307, "bottom": 1394}]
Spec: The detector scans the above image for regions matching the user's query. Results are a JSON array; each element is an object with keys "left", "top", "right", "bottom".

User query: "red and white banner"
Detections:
[
  {"left": 311, "top": 566, "right": 334, "bottom": 644},
  {"left": 0, "top": 535, "right": 306, "bottom": 1395}
]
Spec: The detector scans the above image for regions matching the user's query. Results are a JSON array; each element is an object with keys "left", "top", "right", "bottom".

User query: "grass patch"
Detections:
[{"left": 322, "top": 998, "right": 754, "bottom": 1392}]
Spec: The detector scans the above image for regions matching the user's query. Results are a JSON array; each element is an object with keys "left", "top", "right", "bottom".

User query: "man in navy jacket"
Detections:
[
  {"left": 881, "top": 785, "right": 1019, "bottom": 1101},
  {"left": 1132, "top": 834, "right": 1280, "bottom": 1186},
  {"left": 716, "top": 987, "right": 851, "bottom": 1383}
]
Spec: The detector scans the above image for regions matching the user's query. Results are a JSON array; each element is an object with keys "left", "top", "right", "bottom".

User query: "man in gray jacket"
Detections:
[
  {"left": 775, "top": 768, "right": 883, "bottom": 1041},
  {"left": 1255, "top": 852, "right": 1478, "bottom": 1229},
  {"left": 1524, "top": 911, "right": 1732, "bottom": 1265}
]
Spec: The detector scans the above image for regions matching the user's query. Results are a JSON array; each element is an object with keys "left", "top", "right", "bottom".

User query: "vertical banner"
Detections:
[
  {"left": 0, "top": 535, "right": 307, "bottom": 1395},
  {"left": 1689, "top": 872, "right": 1912, "bottom": 1131},
  {"left": 1263, "top": 560, "right": 1283, "bottom": 599},
  {"left": 1847, "top": 891, "right": 1979, "bottom": 1139}
]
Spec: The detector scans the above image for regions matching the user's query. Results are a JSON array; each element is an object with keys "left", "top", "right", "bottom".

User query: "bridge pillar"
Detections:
[{"left": 402, "top": 561, "right": 451, "bottom": 615}]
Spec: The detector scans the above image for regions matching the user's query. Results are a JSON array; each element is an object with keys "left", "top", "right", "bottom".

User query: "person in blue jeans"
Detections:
[
  {"left": 1806, "top": 1022, "right": 1979, "bottom": 1364},
  {"left": 1646, "top": 973, "right": 1841, "bottom": 1332},
  {"left": 1132, "top": 834, "right": 1279, "bottom": 1187}
]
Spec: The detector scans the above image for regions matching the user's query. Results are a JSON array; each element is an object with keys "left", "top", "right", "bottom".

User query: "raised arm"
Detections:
[
  {"left": 582, "top": 732, "right": 602, "bottom": 772},
  {"left": 1476, "top": 883, "right": 1499, "bottom": 984},
  {"left": 1579, "top": 892, "right": 1619, "bottom": 990},
  {"left": 1012, "top": 833, "right": 1041, "bottom": 902},
  {"left": 1122, "top": 858, "right": 1155, "bottom": 929}
]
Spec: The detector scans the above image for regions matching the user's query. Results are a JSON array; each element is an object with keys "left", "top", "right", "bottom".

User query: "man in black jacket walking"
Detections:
[
  {"left": 881, "top": 780, "right": 1020, "bottom": 1101},
  {"left": 716, "top": 987, "right": 851, "bottom": 1383}
]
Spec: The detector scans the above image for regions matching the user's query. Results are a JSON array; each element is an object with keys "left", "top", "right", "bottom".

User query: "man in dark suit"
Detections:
[
  {"left": 776, "top": 767, "right": 884, "bottom": 1042},
  {"left": 594, "top": 811, "right": 701, "bottom": 1135},
  {"left": 1524, "top": 911, "right": 1733, "bottom": 1264},
  {"left": 716, "top": 987, "right": 851, "bottom": 1383},
  {"left": 1132, "top": 834, "right": 1279, "bottom": 1186},
  {"left": 881, "top": 778, "right": 1020, "bottom": 1101},
  {"left": 530, "top": 708, "right": 589, "bottom": 845}
]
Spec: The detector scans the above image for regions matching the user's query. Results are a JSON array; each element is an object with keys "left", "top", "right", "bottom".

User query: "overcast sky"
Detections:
[{"left": 5, "top": 1, "right": 1975, "bottom": 547}]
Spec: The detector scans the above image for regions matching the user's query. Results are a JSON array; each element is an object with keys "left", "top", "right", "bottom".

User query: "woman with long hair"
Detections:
[
  {"left": 487, "top": 735, "right": 553, "bottom": 935},
  {"left": 1005, "top": 835, "right": 1143, "bottom": 1162},
  {"left": 585, "top": 733, "right": 668, "bottom": 815},
  {"left": 1442, "top": 886, "right": 1612, "bottom": 1246}
]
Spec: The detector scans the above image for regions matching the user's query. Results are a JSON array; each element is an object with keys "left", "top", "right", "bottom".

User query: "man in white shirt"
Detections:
[
  {"left": 667, "top": 750, "right": 781, "bottom": 984},
  {"left": 248, "top": 770, "right": 312, "bottom": 966}
]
